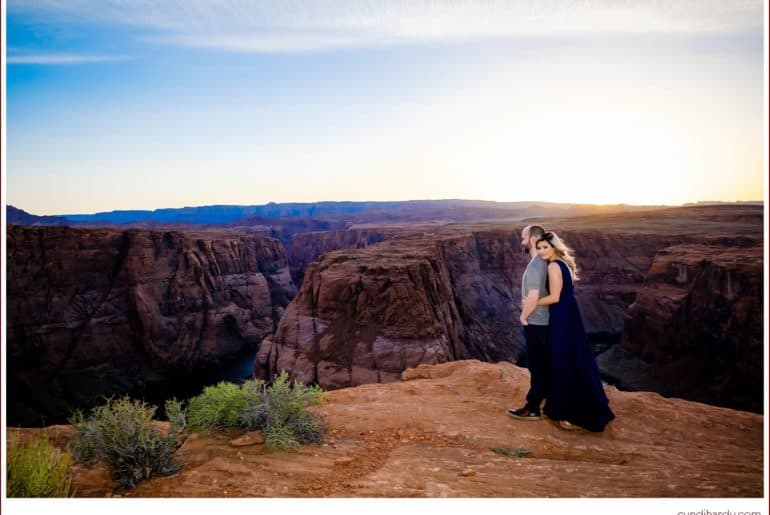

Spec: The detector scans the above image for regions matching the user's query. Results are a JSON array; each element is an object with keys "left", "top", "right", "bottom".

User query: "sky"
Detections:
[{"left": 2, "top": 0, "right": 767, "bottom": 215}]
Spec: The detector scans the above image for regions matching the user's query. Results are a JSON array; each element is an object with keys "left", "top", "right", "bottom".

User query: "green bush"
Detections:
[
  {"left": 186, "top": 372, "right": 325, "bottom": 451},
  {"left": 7, "top": 432, "right": 73, "bottom": 497},
  {"left": 67, "top": 397, "right": 182, "bottom": 489},
  {"left": 261, "top": 372, "right": 324, "bottom": 448},
  {"left": 164, "top": 397, "right": 187, "bottom": 437},
  {"left": 186, "top": 380, "right": 262, "bottom": 432}
]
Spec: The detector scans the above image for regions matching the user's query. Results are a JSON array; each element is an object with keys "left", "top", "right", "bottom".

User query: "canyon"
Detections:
[
  {"left": 259, "top": 205, "right": 763, "bottom": 414},
  {"left": 6, "top": 225, "right": 296, "bottom": 426},
  {"left": 4, "top": 203, "right": 764, "bottom": 427}
]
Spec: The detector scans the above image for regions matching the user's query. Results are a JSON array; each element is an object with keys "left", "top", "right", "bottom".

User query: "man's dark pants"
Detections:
[{"left": 523, "top": 324, "right": 550, "bottom": 414}]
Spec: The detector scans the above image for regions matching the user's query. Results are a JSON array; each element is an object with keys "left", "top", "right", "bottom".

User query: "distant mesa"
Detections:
[
  {"left": 7, "top": 199, "right": 665, "bottom": 228},
  {"left": 6, "top": 205, "right": 72, "bottom": 226}
]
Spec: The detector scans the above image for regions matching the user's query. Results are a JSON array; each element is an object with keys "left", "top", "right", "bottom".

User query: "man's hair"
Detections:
[{"left": 524, "top": 225, "right": 546, "bottom": 239}]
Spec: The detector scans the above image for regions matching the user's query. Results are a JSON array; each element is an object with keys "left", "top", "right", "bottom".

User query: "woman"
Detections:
[{"left": 535, "top": 232, "right": 615, "bottom": 432}]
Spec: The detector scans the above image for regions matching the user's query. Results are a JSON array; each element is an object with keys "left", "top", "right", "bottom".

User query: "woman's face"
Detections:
[{"left": 536, "top": 240, "right": 556, "bottom": 261}]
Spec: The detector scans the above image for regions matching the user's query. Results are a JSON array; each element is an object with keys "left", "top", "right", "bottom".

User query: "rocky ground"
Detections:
[{"left": 9, "top": 360, "right": 763, "bottom": 498}]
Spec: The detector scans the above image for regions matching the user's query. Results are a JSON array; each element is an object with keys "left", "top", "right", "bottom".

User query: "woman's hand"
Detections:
[{"left": 519, "top": 314, "right": 528, "bottom": 326}]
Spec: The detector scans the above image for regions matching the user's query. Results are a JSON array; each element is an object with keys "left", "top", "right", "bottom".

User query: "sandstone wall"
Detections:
[
  {"left": 598, "top": 239, "right": 764, "bottom": 412},
  {"left": 6, "top": 225, "right": 297, "bottom": 425},
  {"left": 256, "top": 229, "right": 672, "bottom": 389},
  {"left": 287, "top": 228, "right": 396, "bottom": 288}
]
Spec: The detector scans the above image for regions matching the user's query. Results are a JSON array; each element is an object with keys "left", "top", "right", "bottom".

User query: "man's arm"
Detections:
[{"left": 520, "top": 289, "right": 540, "bottom": 325}]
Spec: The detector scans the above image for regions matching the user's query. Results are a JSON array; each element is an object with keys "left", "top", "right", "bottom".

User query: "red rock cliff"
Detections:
[
  {"left": 255, "top": 227, "right": 670, "bottom": 389},
  {"left": 598, "top": 239, "right": 763, "bottom": 412},
  {"left": 287, "top": 228, "right": 396, "bottom": 288},
  {"left": 6, "top": 225, "right": 297, "bottom": 425}
]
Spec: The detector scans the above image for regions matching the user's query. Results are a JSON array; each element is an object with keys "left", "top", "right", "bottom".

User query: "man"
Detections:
[{"left": 509, "top": 224, "right": 550, "bottom": 420}]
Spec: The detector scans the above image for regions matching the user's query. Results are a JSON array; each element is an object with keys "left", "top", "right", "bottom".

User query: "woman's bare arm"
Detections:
[{"left": 537, "top": 262, "right": 563, "bottom": 306}]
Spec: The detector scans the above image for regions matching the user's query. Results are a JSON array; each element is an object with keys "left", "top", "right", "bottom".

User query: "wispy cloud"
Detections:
[
  {"left": 9, "top": 0, "right": 764, "bottom": 53},
  {"left": 147, "top": 32, "right": 362, "bottom": 54},
  {"left": 7, "top": 53, "right": 129, "bottom": 64}
]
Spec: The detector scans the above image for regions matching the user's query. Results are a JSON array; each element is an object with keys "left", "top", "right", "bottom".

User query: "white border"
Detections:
[
  {"left": 1, "top": 1, "right": 768, "bottom": 514},
  {"left": 2, "top": 0, "right": 10, "bottom": 505}
]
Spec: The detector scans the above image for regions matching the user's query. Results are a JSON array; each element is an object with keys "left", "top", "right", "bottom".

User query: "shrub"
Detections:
[
  {"left": 264, "top": 421, "right": 300, "bottom": 451},
  {"left": 261, "top": 372, "right": 324, "bottom": 448},
  {"left": 66, "top": 410, "right": 100, "bottom": 465},
  {"left": 7, "top": 432, "right": 73, "bottom": 497},
  {"left": 186, "top": 380, "right": 262, "bottom": 432},
  {"left": 491, "top": 447, "right": 532, "bottom": 458},
  {"left": 67, "top": 397, "right": 181, "bottom": 489},
  {"left": 164, "top": 397, "right": 187, "bottom": 437},
  {"left": 186, "top": 372, "right": 325, "bottom": 451}
]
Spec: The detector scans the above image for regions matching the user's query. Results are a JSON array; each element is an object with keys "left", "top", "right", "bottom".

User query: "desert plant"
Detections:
[
  {"left": 263, "top": 421, "right": 300, "bottom": 451},
  {"left": 186, "top": 373, "right": 325, "bottom": 451},
  {"left": 491, "top": 447, "right": 532, "bottom": 458},
  {"left": 7, "top": 432, "right": 73, "bottom": 497},
  {"left": 67, "top": 396, "right": 181, "bottom": 489},
  {"left": 186, "top": 380, "right": 262, "bottom": 432},
  {"left": 66, "top": 410, "right": 100, "bottom": 466},
  {"left": 164, "top": 397, "right": 187, "bottom": 437},
  {"left": 283, "top": 411, "right": 324, "bottom": 445},
  {"left": 261, "top": 372, "right": 325, "bottom": 447},
  {"left": 239, "top": 400, "right": 269, "bottom": 432}
]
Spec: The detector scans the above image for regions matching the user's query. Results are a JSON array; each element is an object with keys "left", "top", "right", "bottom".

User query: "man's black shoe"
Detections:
[{"left": 507, "top": 406, "right": 541, "bottom": 421}]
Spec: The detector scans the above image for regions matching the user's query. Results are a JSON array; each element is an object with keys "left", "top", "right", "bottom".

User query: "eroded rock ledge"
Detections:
[{"left": 6, "top": 225, "right": 297, "bottom": 425}]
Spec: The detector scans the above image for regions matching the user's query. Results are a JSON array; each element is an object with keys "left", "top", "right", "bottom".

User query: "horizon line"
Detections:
[{"left": 6, "top": 198, "right": 765, "bottom": 219}]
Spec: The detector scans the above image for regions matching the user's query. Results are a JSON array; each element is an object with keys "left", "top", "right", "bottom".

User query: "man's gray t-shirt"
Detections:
[{"left": 521, "top": 256, "right": 549, "bottom": 325}]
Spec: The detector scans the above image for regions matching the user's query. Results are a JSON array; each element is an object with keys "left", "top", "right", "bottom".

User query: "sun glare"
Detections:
[{"left": 470, "top": 98, "right": 733, "bottom": 206}]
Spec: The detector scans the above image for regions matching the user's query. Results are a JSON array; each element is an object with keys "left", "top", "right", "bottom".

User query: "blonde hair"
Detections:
[{"left": 537, "top": 231, "right": 579, "bottom": 281}]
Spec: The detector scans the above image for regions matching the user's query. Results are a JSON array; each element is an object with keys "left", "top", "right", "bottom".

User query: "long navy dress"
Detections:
[{"left": 543, "top": 260, "right": 615, "bottom": 431}]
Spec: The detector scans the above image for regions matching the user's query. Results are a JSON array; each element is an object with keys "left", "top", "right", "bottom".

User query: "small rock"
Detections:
[
  {"left": 230, "top": 431, "right": 265, "bottom": 447},
  {"left": 335, "top": 456, "right": 355, "bottom": 465},
  {"left": 460, "top": 469, "right": 477, "bottom": 477},
  {"left": 400, "top": 438, "right": 410, "bottom": 444},
  {"left": 445, "top": 431, "right": 460, "bottom": 438}
]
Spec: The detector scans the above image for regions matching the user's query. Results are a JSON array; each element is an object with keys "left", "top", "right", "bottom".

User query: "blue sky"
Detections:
[{"left": 3, "top": 1, "right": 766, "bottom": 215}]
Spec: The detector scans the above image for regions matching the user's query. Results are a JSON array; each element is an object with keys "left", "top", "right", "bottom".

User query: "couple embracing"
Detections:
[{"left": 509, "top": 225, "right": 615, "bottom": 432}]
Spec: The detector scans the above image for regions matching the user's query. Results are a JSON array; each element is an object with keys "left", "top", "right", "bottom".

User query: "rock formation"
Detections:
[
  {"left": 598, "top": 239, "right": 764, "bottom": 412},
  {"left": 6, "top": 225, "right": 297, "bottom": 426},
  {"left": 257, "top": 237, "right": 465, "bottom": 388},
  {"left": 255, "top": 228, "right": 671, "bottom": 389},
  {"left": 286, "top": 228, "right": 396, "bottom": 288},
  {"left": 7, "top": 204, "right": 763, "bottom": 424},
  {"left": 257, "top": 204, "right": 764, "bottom": 412}
]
